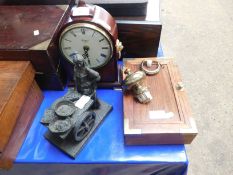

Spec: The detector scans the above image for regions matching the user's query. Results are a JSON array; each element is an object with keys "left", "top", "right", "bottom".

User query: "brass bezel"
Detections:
[{"left": 59, "top": 23, "right": 114, "bottom": 69}]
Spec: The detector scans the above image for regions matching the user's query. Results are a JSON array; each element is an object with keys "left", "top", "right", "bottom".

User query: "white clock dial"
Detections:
[{"left": 59, "top": 23, "right": 113, "bottom": 69}]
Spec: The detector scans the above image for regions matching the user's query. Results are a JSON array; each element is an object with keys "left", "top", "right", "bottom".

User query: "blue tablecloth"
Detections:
[{"left": 2, "top": 46, "right": 188, "bottom": 175}]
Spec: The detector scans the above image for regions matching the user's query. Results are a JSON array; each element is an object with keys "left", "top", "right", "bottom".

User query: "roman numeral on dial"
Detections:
[
  {"left": 70, "top": 31, "right": 76, "bottom": 37},
  {"left": 64, "top": 38, "right": 71, "bottom": 42},
  {"left": 100, "top": 53, "right": 107, "bottom": 58},
  {"left": 64, "top": 47, "right": 71, "bottom": 50},
  {"left": 81, "top": 28, "right": 85, "bottom": 35}
]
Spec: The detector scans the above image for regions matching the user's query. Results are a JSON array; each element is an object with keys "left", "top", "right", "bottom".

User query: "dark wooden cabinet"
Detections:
[
  {"left": 123, "top": 58, "right": 198, "bottom": 145},
  {"left": 117, "top": 21, "right": 161, "bottom": 57},
  {"left": 115, "top": 0, "right": 162, "bottom": 57}
]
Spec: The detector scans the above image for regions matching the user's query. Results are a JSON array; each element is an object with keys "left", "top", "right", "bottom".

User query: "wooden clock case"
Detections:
[{"left": 59, "top": 4, "right": 121, "bottom": 87}]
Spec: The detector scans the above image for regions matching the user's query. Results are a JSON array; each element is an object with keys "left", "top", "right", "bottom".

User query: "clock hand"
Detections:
[{"left": 83, "top": 46, "right": 91, "bottom": 65}]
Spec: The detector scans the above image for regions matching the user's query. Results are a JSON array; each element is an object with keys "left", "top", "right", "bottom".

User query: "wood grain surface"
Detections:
[
  {"left": 117, "top": 21, "right": 161, "bottom": 57},
  {"left": 123, "top": 58, "right": 198, "bottom": 145},
  {"left": 0, "top": 5, "right": 70, "bottom": 90},
  {"left": 0, "top": 5, "right": 70, "bottom": 73},
  {"left": 0, "top": 81, "right": 43, "bottom": 170},
  {"left": 0, "top": 61, "right": 35, "bottom": 152},
  {"left": 115, "top": 0, "right": 161, "bottom": 57}
]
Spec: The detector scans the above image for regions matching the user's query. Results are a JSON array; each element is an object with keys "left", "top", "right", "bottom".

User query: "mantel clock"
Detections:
[{"left": 59, "top": 4, "right": 123, "bottom": 87}]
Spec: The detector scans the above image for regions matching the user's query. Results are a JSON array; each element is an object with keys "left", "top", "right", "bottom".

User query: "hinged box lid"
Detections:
[
  {"left": 0, "top": 61, "right": 35, "bottom": 152},
  {"left": 123, "top": 58, "right": 198, "bottom": 145},
  {"left": 0, "top": 5, "right": 70, "bottom": 74}
]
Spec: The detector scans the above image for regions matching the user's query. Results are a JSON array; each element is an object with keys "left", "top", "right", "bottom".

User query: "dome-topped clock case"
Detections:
[{"left": 58, "top": 4, "right": 122, "bottom": 87}]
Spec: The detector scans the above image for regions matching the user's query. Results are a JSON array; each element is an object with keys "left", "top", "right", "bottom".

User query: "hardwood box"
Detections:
[
  {"left": 0, "top": 61, "right": 43, "bottom": 156},
  {"left": 0, "top": 61, "right": 35, "bottom": 153},
  {"left": 115, "top": 0, "right": 162, "bottom": 57},
  {"left": 0, "top": 5, "right": 70, "bottom": 89},
  {"left": 117, "top": 20, "right": 161, "bottom": 57},
  {"left": 123, "top": 58, "right": 198, "bottom": 145},
  {"left": 0, "top": 61, "right": 43, "bottom": 169},
  {"left": 0, "top": 81, "right": 43, "bottom": 170}
]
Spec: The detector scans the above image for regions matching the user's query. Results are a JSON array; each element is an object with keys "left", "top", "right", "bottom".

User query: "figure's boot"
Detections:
[
  {"left": 91, "top": 92, "right": 100, "bottom": 109},
  {"left": 93, "top": 98, "right": 100, "bottom": 109}
]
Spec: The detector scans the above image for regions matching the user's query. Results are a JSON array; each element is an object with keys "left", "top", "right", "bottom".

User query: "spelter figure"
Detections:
[{"left": 70, "top": 52, "right": 100, "bottom": 108}]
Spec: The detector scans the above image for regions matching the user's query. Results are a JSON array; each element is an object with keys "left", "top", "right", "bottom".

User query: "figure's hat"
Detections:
[{"left": 69, "top": 52, "right": 84, "bottom": 64}]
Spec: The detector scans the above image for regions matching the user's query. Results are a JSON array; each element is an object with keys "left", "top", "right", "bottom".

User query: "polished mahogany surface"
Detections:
[
  {"left": 118, "top": 21, "right": 161, "bottom": 57},
  {"left": 0, "top": 81, "right": 43, "bottom": 170},
  {"left": 0, "top": 5, "right": 70, "bottom": 90},
  {"left": 115, "top": 0, "right": 161, "bottom": 57},
  {"left": 0, "top": 5, "right": 69, "bottom": 74},
  {"left": 0, "top": 61, "right": 35, "bottom": 152},
  {"left": 123, "top": 58, "right": 198, "bottom": 145},
  {"left": 0, "top": 6, "right": 67, "bottom": 50}
]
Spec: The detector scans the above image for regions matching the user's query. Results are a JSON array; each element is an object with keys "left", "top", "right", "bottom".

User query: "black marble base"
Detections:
[{"left": 44, "top": 99, "right": 112, "bottom": 159}]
